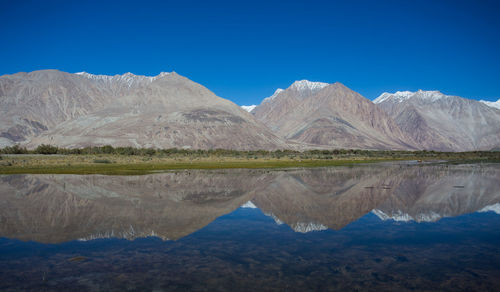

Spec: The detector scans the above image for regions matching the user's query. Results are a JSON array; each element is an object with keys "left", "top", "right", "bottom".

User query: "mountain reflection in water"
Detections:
[{"left": 0, "top": 163, "right": 499, "bottom": 291}]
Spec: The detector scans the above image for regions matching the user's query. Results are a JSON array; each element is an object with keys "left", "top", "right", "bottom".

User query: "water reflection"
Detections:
[{"left": 0, "top": 164, "right": 498, "bottom": 243}]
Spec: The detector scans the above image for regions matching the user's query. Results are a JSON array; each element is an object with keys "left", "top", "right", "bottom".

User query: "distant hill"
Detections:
[
  {"left": 251, "top": 80, "right": 416, "bottom": 150},
  {"left": 374, "top": 90, "right": 500, "bottom": 151}
]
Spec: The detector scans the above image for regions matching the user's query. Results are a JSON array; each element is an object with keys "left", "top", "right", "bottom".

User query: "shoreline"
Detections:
[{"left": 0, "top": 154, "right": 498, "bottom": 175}]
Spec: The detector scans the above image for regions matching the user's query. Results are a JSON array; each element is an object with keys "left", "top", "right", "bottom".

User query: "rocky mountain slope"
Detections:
[
  {"left": 374, "top": 90, "right": 500, "bottom": 151},
  {"left": 480, "top": 98, "right": 500, "bottom": 110},
  {"left": 0, "top": 70, "right": 286, "bottom": 149},
  {"left": 251, "top": 80, "right": 416, "bottom": 150},
  {"left": 0, "top": 70, "right": 112, "bottom": 147},
  {"left": 2, "top": 70, "right": 499, "bottom": 151}
]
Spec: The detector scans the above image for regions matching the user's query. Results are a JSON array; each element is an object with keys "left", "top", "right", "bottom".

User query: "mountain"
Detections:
[
  {"left": 0, "top": 70, "right": 112, "bottom": 147},
  {"left": 0, "top": 70, "right": 286, "bottom": 149},
  {"left": 480, "top": 99, "right": 500, "bottom": 110},
  {"left": 2, "top": 70, "right": 499, "bottom": 151},
  {"left": 252, "top": 80, "right": 416, "bottom": 150},
  {"left": 374, "top": 90, "right": 500, "bottom": 151}
]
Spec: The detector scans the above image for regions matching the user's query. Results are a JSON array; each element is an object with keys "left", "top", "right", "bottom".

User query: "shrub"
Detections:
[
  {"left": 93, "top": 159, "right": 112, "bottom": 164},
  {"left": 1, "top": 145, "right": 28, "bottom": 154},
  {"left": 115, "top": 147, "right": 138, "bottom": 155},
  {"left": 143, "top": 148, "right": 156, "bottom": 156},
  {"left": 35, "top": 144, "right": 59, "bottom": 155}
]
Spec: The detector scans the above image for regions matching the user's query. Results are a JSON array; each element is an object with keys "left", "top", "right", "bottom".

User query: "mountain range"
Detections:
[
  {"left": 373, "top": 90, "right": 500, "bottom": 151},
  {"left": 0, "top": 70, "right": 285, "bottom": 150},
  {"left": 1, "top": 69, "right": 499, "bottom": 151},
  {"left": 251, "top": 80, "right": 416, "bottom": 150}
]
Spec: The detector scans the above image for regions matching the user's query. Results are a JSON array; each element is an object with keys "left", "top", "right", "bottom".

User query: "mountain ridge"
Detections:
[
  {"left": 0, "top": 69, "right": 288, "bottom": 150},
  {"left": 251, "top": 80, "right": 418, "bottom": 150},
  {"left": 1, "top": 70, "right": 499, "bottom": 151},
  {"left": 375, "top": 90, "right": 500, "bottom": 151}
]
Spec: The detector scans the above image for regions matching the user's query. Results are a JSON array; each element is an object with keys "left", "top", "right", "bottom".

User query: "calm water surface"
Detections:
[{"left": 0, "top": 163, "right": 499, "bottom": 291}]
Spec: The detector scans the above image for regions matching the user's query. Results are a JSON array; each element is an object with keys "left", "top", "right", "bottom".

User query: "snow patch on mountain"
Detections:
[
  {"left": 290, "top": 80, "right": 329, "bottom": 92},
  {"left": 374, "top": 90, "right": 448, "bottom": 104},
  {"left": 372, "top": 209, "right": 442, "bottom": 222},
  {"left": 414, "top": 211, "right": 442, "bottom": 222},
  {"left": 292, "top": 222, "right": 328, "bottom": 233},
  {"left": 261, "top": 80, "right": 328, "bottom": 104},
  {"left": 241, "top": 105, "right": 257, "bottom": 112},
  {"left": 374, "top": 91, "right": 413, "bottom": 103},
  {"left": 262, "top": 211, "right": 284, "bottom": 225},
  {"left": 480, "top": 99, "right": 500, "bottom": 109},
  {"left": 261, "top": 212, "right": 328, "bottom": 233},
  {"left": 241, "top": 201, "right": 257, "bottom": 208},
  {"left": 372, "top": 209, "right": 413, "bottom": 221},
  {"left": 77, "top": 225, "right": 170, "bottom": 241},
  {"left": 263, "top": 88, "right": 284, "bottom": 103},
  {"left": 478, "top": 203, "right": 500, "bottom": 214},
  {"left": 75, "top": 71, "right": 171, "bottom": 87}
]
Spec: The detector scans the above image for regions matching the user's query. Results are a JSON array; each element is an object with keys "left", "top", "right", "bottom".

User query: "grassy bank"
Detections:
[
  {"left": 0, "top": 155, "right": 389, "bottom": 175},
  {"left": 0, "top": 149, "right": 499, "bottom": 175}
]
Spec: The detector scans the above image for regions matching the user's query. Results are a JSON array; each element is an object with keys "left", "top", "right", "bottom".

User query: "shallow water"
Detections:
[{"left": 0, "top": 163, "right": 499, "bottom": 291}]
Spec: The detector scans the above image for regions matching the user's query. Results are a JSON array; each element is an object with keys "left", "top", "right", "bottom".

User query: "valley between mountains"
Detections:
[{"left": 1, "top": 70, "right": 499, "bottom": 151}]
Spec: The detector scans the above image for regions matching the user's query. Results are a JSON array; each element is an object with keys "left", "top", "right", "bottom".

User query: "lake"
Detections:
[{"left": 0, "top": 163, "right": 499, "bottom": 291}]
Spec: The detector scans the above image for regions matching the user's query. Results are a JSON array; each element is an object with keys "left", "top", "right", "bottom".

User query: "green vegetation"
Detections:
[
  {"left": 93, "top": 159, "right": 112, "bottom": 164},
  {"left": 0, "top": 159, "right": 382, "bottom": 175},
  {"left": 34, "top": 144, "right": 59, "bottom": 155},
  {"left": 1, "top": 145, "right": 28, "bottom": 154},
  {"left": 2, "top": 144, "right": 500, "bottom": 159},
  {"left": 0, "top": 145, "right": 498, "bottom": 175}
]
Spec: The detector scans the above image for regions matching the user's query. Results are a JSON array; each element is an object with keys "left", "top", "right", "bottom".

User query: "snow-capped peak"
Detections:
[
  {"left": 371, "top": 209, "right": 442, "bottom": 222},
  {"left": 416, "top": 90, "right": 446, "bottom": 101},
  {"left": 480, "top": 99, "right": 500, "bottom": 110},
  {"left": 291, "top": 222, "right": 328, "bottom": 233},
  {"left": 75, "top": 71, "right": 171, "bottom": 87},
  {"left": 241, "top": 105, "right": 257, "bottom": 112},
  {"left": 374, "top": 90, "right": 447, "bottom": 104},
  {"left": 261, "top": 80, "right": 328, "bottom": 104},
  {"left": 77, "top": 226, "right": 170, "bottom": 241},
  {"left": 263, "top": 88, "right": 284, "bottom": 103},
  {"left": 240, "top": 201, "right": 257, "bottom": 208},
  {"left": 290, "top": 80, "right": 329, "bottom": 92},
  {"left": 373, "top": 91, "right": 412, "bottom": 104},
  {"left": 75, "top": 71, "right": 114, "bottom": 81},
  {"left": 478, "top": 203, "right": 500, "bottom": 214},
  {"left": 372, "top": 209, "right": 414, "bottom": 222}
]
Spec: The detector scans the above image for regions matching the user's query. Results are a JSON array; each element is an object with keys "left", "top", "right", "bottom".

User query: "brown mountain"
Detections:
[
  {"left": 3, "top": 70, "right": 499, "bottom": 151},
  {"left": 252, "top": 80, "right": 416, "bottom": 150},
  {"left": 374, "top": 90, "right": 500, "bottom": 151},
  {"left": 0, "top": 70, "right": 286, "bottom": 150}
]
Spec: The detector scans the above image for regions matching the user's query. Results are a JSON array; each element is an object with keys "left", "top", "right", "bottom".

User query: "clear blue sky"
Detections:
[{"left": 1, "top": 0, "right": 499, "bottom": 104}]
